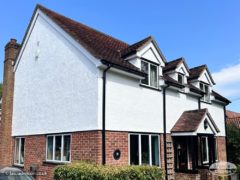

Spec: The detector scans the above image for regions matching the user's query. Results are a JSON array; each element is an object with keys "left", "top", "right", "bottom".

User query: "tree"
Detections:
[{"left": 227, "top": 123, "right": 240, "bottom": 165}]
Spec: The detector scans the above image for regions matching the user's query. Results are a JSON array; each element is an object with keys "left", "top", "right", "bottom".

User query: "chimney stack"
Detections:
[{"left": 0, "top": 39, "right": 21, "bottom": 167}]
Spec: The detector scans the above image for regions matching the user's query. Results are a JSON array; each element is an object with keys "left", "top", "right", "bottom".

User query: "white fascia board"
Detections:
[
  {"left": 14, "top": 9, "right": 101, "bottom": 72},
  {"left": 136, "top": 41, "right": 165, "bottom": 66},
  {"left": 171, "top": 132, "right": 196, "bottom": 136}
]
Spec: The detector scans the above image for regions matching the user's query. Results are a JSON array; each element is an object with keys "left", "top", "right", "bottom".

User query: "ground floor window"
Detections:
[
  {"left": 201, "top": 136, "right": 209, "bottom": 164},
  {"left": 14, "top": 137, "right": 25, "bottom": 166},
  {"left": 129, "top": 134, "right": 160, "bottom": 166},
  {"left": 46, "top": 134, "right": 71, "bottom": 162}
]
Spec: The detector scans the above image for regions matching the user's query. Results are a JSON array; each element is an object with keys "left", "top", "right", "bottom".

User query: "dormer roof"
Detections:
[
  {"left": 188, "top": 64, "right": 215, "bottom": 85},
  {"left": 163, "top": 57, "right": 190, "bottom": 73}
]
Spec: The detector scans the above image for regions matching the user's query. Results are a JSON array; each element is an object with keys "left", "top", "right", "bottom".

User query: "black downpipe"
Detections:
[
  {"left": 102, "top": 64, "right": 111, "bottom": 165},
  {"left": 163, "top": 85, "right": 169, "bottom": 180},
  {"left": 223, "top": 106, "right": 229, "bottom": 162},
  {"left": 198, "top": 97, "right": 201, "bottom": 110}
]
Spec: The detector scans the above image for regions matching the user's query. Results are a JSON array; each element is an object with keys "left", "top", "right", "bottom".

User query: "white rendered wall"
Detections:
[
  {"left": 12, "top": 14, "right": 99, "bottom": 136},
  {"left": 201, "top": 102, "right": 225, "bottom": 136},
  {"left": 166, "top": 89, "right": 199, "bottom": 133},
  {"left": 102, "top": 71, "right": 164, "bottom": 133}
]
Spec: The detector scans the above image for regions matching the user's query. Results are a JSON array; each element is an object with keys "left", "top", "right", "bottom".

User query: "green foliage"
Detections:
[
  {"left": 237, "top": 165, "right": 240, "bottom": 174},
  {"left": 227, "top": 123, "right": 240, "bottom": 165},
  {"left": 54, "top": 162, "right": 164, "bottom": 180}
]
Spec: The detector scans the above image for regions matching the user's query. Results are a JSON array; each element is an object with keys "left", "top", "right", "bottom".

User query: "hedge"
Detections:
[{"left": 54, "top": 162, "right": 164, "bottom": 180}]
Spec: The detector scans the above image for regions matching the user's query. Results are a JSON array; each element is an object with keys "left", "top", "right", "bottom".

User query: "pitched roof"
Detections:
[
  {"left": 163, "top": 74, "right": 185, "bottom": 88},
  {"left": 226, "top": 110, "right": 240, "bottom": 119},
  {"left": 171, "top": 109, "right": 208, "bottom": 132},
  {"left": 212, "top": 91, "right": 231, "bottom": 104},
  {"left": 37, "top": 4, "right": 145, "bottom": 75},
  {"left": 120, "top": 36, "right": 152, "bottom": 58},
  {"left": 163, "top": 57, "right": 189, "bottom": 73},
  {"left": 227, "top": 117, "right": 240, "bottom": 128},
  {"left": 188, "top": 64, "right": 215, "bottom": 84}
]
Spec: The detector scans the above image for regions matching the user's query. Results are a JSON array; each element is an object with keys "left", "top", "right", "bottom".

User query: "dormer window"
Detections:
[
  {"left": 141, "top": 60, "right": 158, "bottom": 88},
  {"left": 200, "top": 83, "right": 210, "bottom": 102},
  {"left": 177, "top": 74, "right": 184, "bottom": 84}
]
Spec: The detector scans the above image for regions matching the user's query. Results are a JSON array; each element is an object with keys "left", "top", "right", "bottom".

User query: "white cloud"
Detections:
[{"left": 212, "top": 63, "right": 240, "bottom": 99}]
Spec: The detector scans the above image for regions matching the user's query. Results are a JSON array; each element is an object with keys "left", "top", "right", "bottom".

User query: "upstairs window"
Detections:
[
  {"left": 177, "top": 74, "right": 184, "bottom": 84},
  {"left": 200, "top": 83, "right": 210, "bottom": 102},
  {"left": 141, "top": 61, "right": 158, "bottom": 88}
]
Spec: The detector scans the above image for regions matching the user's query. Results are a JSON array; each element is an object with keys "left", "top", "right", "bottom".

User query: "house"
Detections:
[
  {"left": 0, "top": 4, "right": 230, "bottom": 180},
  {"left": 226, "top": 110, "right": 240, "bottom": 128}
]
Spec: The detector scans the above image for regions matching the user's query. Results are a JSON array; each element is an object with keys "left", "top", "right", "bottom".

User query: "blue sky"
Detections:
[{"left": 0, "top": 0, "right": 240, "bottom": 111}]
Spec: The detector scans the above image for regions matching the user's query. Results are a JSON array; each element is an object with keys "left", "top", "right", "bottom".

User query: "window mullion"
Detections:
[
  {"left": 18, "top": 138, "right": 21, "bottom": 164},
  {"left": 61, "top": 135, "right": 64, "bottom": 161},
  {"left": 149, "top": 135, "right": 152, "bottom": 166},
  {"left": 148, "top": 63, "right": 151, "bottom": 86},
  {"left": 139, "top": 135, "right": 142, "bottom": 165},
  {"left": 53, "top": 136, "right": 55, "bottom": 161}
]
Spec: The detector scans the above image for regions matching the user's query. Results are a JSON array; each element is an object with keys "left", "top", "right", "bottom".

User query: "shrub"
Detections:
[{"left": 54, "top": 162, "right": 164, "bottom": 180}]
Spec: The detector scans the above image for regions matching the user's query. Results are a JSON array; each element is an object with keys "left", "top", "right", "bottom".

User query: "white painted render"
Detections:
[
  {"left": 196, "top": 114, "right": 218, "bottom": 135},
  {"left": 103, "top": 71, "right": 164, "bottom": 133},
  {"left": 165, "top": 89, "right": 199, "bottom": 133},
  {"left": 201, "top": 102, "right": 226, "bottom": 136},
  {"left": 12, "top": 12, "right": 100, "bottom": 136},
  {"left": 11, "top": 8, "right": 227, "bottom": 138},
  {"left": 198, "top": 69, "right": 214, "bottom": 86}
]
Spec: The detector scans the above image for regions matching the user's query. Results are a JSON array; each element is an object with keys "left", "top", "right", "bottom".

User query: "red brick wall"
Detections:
[
  {"left": 13, "top": 130, "right": 129, "bottom": 179},
  {"left": 105, "top": 131, "right": 128, "bottom": 165},
  {"left": 216, "top": 136, "right": 227, "bottom": 161}
]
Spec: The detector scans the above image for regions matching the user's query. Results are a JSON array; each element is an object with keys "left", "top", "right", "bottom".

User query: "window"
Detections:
[
  {"left": 46, "top": 134, "right": 71, "bottom": 162},
  {"left": 201, "top": 136, "right": 209, "bottom": 164},
  {"left": 141, "top": 61, "right": 158, "bottom": 88},
  {"left": 178, "top": 74, "right": 184, "bottom": 84},
  {"left": 214, "top": 138, "right": 218, "bottom": 161},
  {"left": 129, "top": 134, "right": 160, "bottom": 166},
  {"left": 200, "top": 83, "right": 210, "bottom": 102},
  {"left": 14, "top": 137, "right": 25, "bottom": 166}
]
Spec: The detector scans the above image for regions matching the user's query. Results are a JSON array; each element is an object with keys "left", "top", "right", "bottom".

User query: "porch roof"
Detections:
[{"left": 171, "top": 108, "right": 220, "bottom": 134}]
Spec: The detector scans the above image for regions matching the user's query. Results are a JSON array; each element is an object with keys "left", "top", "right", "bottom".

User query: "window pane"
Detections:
[
  {"left": 150, "top": 65, "right": 157, "bottom": 87},
  {"left": 141, "top": 61, "right": 149, "bottom": 85},
  {"left": 55, "top": 136, "right": 62, "bottom": 161},
  {"left": 151, "top": 136, "right": 159, "bottom": 166},
  {"left": 178, "top": 74, "right": 183, "bottom": 84},
  {"left": 15, "top": 139, "right": 20, "bottom": 164},
  {"left": 214, "top": 138, "right": 218, "bottom": 161},
  {"left": 200, "top": 83, "right": 204, "bottom": 91},
  {"left": 47, "top": 136, "right": 54, "bottom": 160},
  {"left": 63, "top": 135, "right": 71, "bottom": 161},
  {"left": 20, "top": 138, "right": 25, "bottom": 164},
  {"left": 202, "top": 137, "right": 209, "bottom": 163},
  {"left": 130, "top": 135, "right": 139, "bottom": 165},
  {"left": 141, "top": 135, "right": 149, "bottom": 165}
]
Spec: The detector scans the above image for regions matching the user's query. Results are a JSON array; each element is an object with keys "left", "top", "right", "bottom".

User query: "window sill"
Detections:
[
  {"left": 140, "top": 84, "right": 161, "bottom": 91},
  {"left": 200, "top": 100, "right": 212, "bottom": 104},
  {"left": 13, "top": 164, "right": 24, "bottom": 168},
  {"left": 43, "top": 161, "right": 70, "bottom": 165}
]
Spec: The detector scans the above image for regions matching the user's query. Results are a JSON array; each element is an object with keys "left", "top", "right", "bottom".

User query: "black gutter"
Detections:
[
  {"left": 223, "top": 106, "right": 229, "bottom": 162},
  {"left": 101, "top": 59, "right": 146, "bottom": 77},
  {"left": 163, "top": 85, "right": 169, "bottom": 180},
  {"left": 102, "top": 63, "right": 112, "bottom": 165}
]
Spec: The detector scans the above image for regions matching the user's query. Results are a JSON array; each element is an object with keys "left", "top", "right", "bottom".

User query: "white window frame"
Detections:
[
  {"left": 140, "top": 60, "right": 159, "bottom": 89},
  {"left": 201, "top": 136, "right": 209, "bottom": 164},
  {"left": 214, "top": 137, "right": 218, "bottom": 162},
  {"left": 46, "top": 134, "right": 71, "bottom": 163},
  {"left": 14, "top": 137, "right": 25, "bottom": 167},
  {"left": 200, "top": 82, "right": 210, "bottom": 102},
  {"left": 128, "top": 133, "right": 160, "bottom": 167},
  {"left": 177, "top": 73, "right": 184, "bottom": 85}
]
